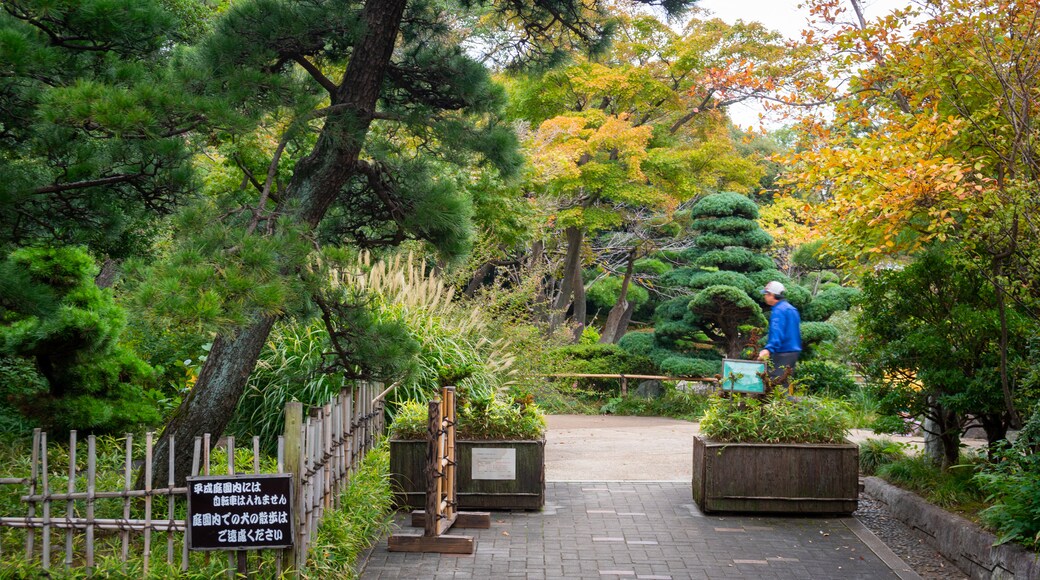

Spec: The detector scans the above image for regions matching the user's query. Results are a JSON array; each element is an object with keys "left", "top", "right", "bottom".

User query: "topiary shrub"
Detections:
[
  {"left": 793, "top": 359, "right": 857, "bottom": 397},
  {"left": 803, "top": 285, "right": 860, "bottom": 322},
  {"left": 659, "top": 356, "right": 720, "bottom": 378}
]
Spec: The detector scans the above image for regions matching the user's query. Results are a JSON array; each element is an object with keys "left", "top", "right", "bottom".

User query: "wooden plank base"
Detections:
[
  {"left": 410, "top": 510, "right": 492, "bottom": 529},
  {"left": 386, "top": 533, "right": 475, "bottom": 554}
]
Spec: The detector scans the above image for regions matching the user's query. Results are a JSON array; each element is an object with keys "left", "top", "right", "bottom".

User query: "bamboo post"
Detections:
[
  {"left": 323, "top": 403, "right": 332, "bottom": 509},
  {"left": 331, "top": 394, "right": 341, "bottom": 505},
  {"left": 85, "top": 435, "right": 95, "bottom": 571},
  {"left": 227, "top": 436, "right": 237, "bottom": 578},
  {"left": 202, "top": 432, "right": 210, "bottom": 567},
  {"left": 121, "top": 434, "right": 132, "bottom": 563},
  {"left": 183, "top": 436, "right": 202, "bottom": 571},
  {"left": 143, "top": 432, "right": 153, "bottom": 575},
  {"left": 64, "top": 430, "right": 76, "bottom": 569},
  {"left": 346, "top": 390, "right": 355, "bottom": 473},
  {"left": 282, "top": 401, "right": 303, "bottom": 577},
  {"left": 41, "top": 432, "right": 50, "bottom": 570},
  {"left": 25, "top": 428, "right": 39, "bottom": 561},
  {"left": 253, "top": 436, "right": 261, "bottom": 475},
  {"left": 274, "top": 434, "right": 284, "bottom": 579},
  {"left": 424, "top": 398, "right": 441, "bottom": 538},
  {"left": 167, "top": 436, "right": 175, "bottom": 565}
]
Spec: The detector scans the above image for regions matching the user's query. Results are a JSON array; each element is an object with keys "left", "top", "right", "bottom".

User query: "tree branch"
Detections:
[{"left": 292, "top": 55, "right": 338, "bottom": 97}]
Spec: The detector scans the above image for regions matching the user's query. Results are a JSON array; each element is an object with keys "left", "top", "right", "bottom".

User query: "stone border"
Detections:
[{"left": 863, "top": 476, "right": 1040, "bottom": 579}]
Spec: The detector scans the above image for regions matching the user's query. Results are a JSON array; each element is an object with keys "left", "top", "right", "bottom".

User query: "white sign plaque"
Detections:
[{"left": 471, "top": 448, "right": 516, "bottom": 480}]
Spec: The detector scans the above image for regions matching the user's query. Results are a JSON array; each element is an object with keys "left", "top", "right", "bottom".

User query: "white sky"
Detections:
[{"left": 689, "top": 0, "right": 913, "bottom": 127}]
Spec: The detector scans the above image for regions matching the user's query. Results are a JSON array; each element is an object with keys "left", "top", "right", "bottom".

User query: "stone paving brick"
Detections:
[{"left": 359, "top": 482, "right": 908, "bottom": 579}]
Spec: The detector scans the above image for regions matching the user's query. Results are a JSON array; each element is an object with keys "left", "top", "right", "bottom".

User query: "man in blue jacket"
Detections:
[{"left": 758, "top": 281, "right": 801, "bottom": 387}]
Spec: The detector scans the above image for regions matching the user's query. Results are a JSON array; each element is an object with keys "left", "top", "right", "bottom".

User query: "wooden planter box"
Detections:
[
  {"left": 390, "top": 439, "right": 545, "bottom": 510},
  {"left": 692, "top": 436, "right": 859, "bottom": 514}
]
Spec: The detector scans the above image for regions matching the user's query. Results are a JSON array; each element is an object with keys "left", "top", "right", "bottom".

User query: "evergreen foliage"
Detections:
[
  {"left": 0, "top": 247, "right": 159, "bottom": 433},
  {"left": 0, "top": 0, "right": 203, "bottom": 258}
]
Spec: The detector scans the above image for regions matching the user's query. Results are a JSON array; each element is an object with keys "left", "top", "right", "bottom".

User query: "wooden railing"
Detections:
[
  {"left": 0, "top": 381, "right": 385, "bottom": 577},
  {"left": 540, "top": 373, "right": 718, "bottom": 395}
]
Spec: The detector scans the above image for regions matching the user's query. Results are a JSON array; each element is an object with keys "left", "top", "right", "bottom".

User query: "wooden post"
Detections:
[
  {"left": 388, "top": 386, "right": 487, "bottom": 554},
  {"left": 41, "top": 432, "right": 50, "bottom": 570},
  {"left": 282, "top": 401, "right": 303, "bottom": 577},
  {"left": 26, "top": 428, "right": 39, "bottom": 561},
  {"left": 227, "top": 435, "right": 236, "bottom": 579},
  {"left": 184, "top": 436, "right": 202, "bottom": 571},
  {"left": 621, "top": 374, "right": 628, "bottom": 396},
  {"left": 86, "top": 435, "right": 95, "bottom": 571},
  {"left": 424, "top": 398, "right": 441, "bottom": 538},
  {"left": 121, "top": 434, "right": 132, "bottom": 563},
  {"left": 167, "top": 436, "right": 176, "bottom": 565},
  {"left": 144, "top": 432, "right": 153, "bottom": 575},
  {"left": 64, "top": 431, "right": 76, "bottom": 569}
]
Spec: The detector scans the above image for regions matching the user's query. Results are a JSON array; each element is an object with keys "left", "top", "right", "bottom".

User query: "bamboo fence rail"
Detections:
[{"left": 0, "top": 381, "right": 385, "bottom": 577}]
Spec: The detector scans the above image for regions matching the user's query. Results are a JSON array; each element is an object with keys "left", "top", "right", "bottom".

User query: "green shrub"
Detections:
[
  {"left": 544, "top": 343, "right": 656, "bottom": 393},
  {"left": 877, "top": 453, "right": 985, "bottom": 509},
  {"left": 699, "top": 391, "right": 851, "bottom": 443},
  {"left": 306, "top": 445, "right": 394, "bottom": 578},
  {"left": 598, "top": 383, "right": 710, "bottom": 420},
  {"left": 803, "top": 285, "right": 860, "bottom": 322},
  {"left": 389, "top": 396, "right": 546, "bottom": 441},
  {"left": 974, "top": 405, "right": 1040, "bottom": 549},
  {"left": 658, "top": 356, "right": 719, "bottom": 378},
  {"left": 858, "top": 437, "right": 908, "bottom": 475},
  {"left": 0, "top": 246, "right": 160, "bottom": 434},
  {"left": 793, "top": 360, "right": 857, "bottom": 397}
]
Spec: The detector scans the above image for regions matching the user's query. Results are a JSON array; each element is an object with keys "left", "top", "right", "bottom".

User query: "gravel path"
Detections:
[{"left": 855, "top": 494, "right": 968, "bottom": 579}]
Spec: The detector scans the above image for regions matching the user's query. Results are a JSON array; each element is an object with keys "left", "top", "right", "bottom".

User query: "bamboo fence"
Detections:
[{"left": 0, "top": 381, "right": 385, "bottom": 577}]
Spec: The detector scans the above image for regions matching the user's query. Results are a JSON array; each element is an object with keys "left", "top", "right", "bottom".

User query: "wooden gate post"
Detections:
[
  {"left": 282, "top": 402, "right": 303, "bottom": 575},
  {"left": 388, "top": 386, "right": 489, "bottom": 554}
]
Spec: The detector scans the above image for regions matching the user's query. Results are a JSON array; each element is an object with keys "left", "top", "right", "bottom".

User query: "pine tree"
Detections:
[{"left": 140, "top": 0, "right": 697, "bottom": 486}]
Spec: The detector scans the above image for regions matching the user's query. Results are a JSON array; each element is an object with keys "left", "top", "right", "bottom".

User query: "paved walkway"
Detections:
[
  {"left": 361, "top": 415, "right": 921, "bottom": 579},
  {"left": 361, "top": 482, "right": 914, "bottom": 579}
]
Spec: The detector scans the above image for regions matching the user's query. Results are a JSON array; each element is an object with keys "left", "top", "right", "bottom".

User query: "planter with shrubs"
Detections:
[
  {"left": 389, "top": 393, "right": 547, "bottom": 510},
  {"left": 693, "top": 391, "right": 859, "bottom": 514}
]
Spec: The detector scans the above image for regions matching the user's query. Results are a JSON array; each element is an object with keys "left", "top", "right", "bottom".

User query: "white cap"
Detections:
[{"left": 762, "top": 281, "right": 786, "bottom": 295}]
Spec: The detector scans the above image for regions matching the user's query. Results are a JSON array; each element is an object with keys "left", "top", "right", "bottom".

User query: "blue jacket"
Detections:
[{"left": 764, "top": 299, "right": 801, "bottom": 353}]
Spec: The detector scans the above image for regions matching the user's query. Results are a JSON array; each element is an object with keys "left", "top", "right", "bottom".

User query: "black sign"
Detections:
[{"left": 187, "top": 474, "right": 294, "bottom": 551}]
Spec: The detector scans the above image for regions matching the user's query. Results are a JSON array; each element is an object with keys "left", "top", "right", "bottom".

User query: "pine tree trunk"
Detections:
[
  {"left": 146, "top": 318, "right": 275, "bottom": 486},
  {"left": 147, "top": 0, "right": 409, "bottom": 487}
]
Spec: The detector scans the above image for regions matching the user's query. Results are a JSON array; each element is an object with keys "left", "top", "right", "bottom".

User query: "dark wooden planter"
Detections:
[
  {"left": 390, "top": 439, "right": 545, "bottom": 510},
  {"left": 692, "top": 435, "right": 859, "bottom": 514}
]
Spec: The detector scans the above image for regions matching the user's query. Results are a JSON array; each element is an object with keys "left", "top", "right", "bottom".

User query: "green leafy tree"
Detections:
[
  {"left": 858, "top": 249, "right": 1030, "bottom": 467},
  {"left": 0, "top": 247, "right": 159, "bottom": 433}
]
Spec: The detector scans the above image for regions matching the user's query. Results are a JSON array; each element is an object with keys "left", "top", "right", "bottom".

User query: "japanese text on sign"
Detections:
[{"left": 187, "top": 474, "right": 293, "bottom": 551}]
